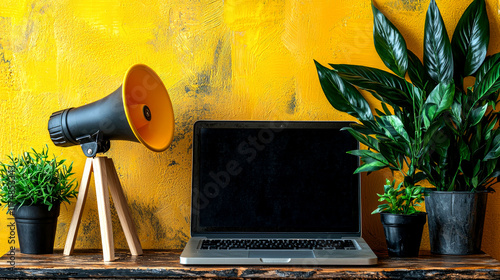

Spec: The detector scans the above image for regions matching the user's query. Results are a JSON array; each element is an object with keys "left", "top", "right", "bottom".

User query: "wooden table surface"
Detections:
[{"left": 1, "top": 249, "right": 499, "bottom": 279}]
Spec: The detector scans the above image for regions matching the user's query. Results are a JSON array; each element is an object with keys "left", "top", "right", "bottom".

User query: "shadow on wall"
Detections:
[
  {"left": 56, "top": 199, "right": 189, "bottom": 250},
  {"left": 131, "top": 201, "right": 189, "bottom": 249}
]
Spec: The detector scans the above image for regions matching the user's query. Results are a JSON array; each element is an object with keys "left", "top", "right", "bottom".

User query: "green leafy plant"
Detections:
[
  {"left": 314, "top": 0, "right": 500, "bottom": 211},
  {"left": 372, "top": 179, "right": 428, "bottom": 215},
  {"left": 0, "top": 146, "right": 78, "bottom": 211}
]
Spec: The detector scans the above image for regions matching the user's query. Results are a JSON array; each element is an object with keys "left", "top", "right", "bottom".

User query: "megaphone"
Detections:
[{"left": 48, "top": 64, "right": 175, "bottom": 157}]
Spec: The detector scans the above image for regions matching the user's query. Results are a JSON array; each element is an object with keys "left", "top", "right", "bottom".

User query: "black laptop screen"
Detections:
[{"left": 191, "top": 121, "right": 360, "bottom": 235}]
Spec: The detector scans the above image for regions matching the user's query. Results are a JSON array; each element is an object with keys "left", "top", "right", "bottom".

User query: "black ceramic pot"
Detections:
[
  {"left": 14, "top": 203, "right": 60, "bottom": 254},
  {"left": 426, "top": 191, "right": 488, "bottom": 255},
  {"left": 380, "top": 212, "right": 427, "bottom": 257}
]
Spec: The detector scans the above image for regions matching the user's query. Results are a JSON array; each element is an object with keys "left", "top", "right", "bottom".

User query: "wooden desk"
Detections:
[{"left": 1, "top": 250, "right": 499, "bottom": 279}]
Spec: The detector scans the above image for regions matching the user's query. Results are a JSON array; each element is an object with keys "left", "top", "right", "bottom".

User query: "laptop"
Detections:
[{"left": 180, "top": 120, "right": 377, "bottom": 265}]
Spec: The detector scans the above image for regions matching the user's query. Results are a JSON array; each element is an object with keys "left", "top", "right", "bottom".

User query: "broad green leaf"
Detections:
[
  {"left": 353, "top": 160, "right": 388, "bottom": 173},
  {"left": 331, "top": 64, "right": 412, "bottom": 107},
  {"left": 451, "top": 0, "right": 489, "bottom": 78},
  {"left": 459, "top": 140, "right": 471, "bottom": 160},
  {"left": 424, "top": 0, "right": 454, "bottom": 83},
  {"left": 375, "top": 108, "right": 386, "bottom": 117},
  {"left": 468, "top": 104, "right": 488, "bottom": 126},
  {"left": 407, "top": 49, "right": 436, "bottom": 93},
  {"left": 419, "top": 119, "right": 443, "bottom": 155},
  {"left": 348, "top": 149, "right": 389, "bottom": 165},
  {"left": 488, "top": 171, "right": 500, "bottom": 181},
  {"left": 451, "top": 100, "right": 462, "bottom": 126},
  {"left": 473, "top": 161, "right": 481, "bottom": 178},
  {"left": 378, "top": 142, "right": 399, "bottom": 167},
  {"left": 315, "top": 60, "right": 373, "bottom": 121},
  {"left": 351, "top": 121, "right": 382, "bottom": 135},
  {"left": 470, "top": 121, "right": 483, "bottom": 150},
  {"left": 372, "top": 204, "right": 390, "bottom": 214},
  {"left": 484, "top": 117, "right": 497, "bottom": 141},
  {"left": 376, "top": 117, "right": 397, "bottom": 142},
  {"left": 381, "top": 102, "right": 392, "bottom": 116},
  {"left": 471, "top": 175, "right": 479, "bottom": 189},
  {"left": 342, "top": 127, "right": 379, "bottom": 150},
  {"left": 430, "top": 126, "right": 450, "bottom": 158},
  {"left": 372, "top": 3, "right": 408, "bottom": 77},
  {"left": 413, "top": 172, "right": 428, "bottom": 184},
  {"left": 407, "top": 164, "right": 416, "bottom": 178},
  {"left": 381, "top": 115, "right": 411, "bottom": 143},
  {"left": 409, "top": 85, "right": 425, "bottom": 110},
  {"left": 423, "top": 81, "right": 455, "bottom": 126},
  {"left": 484, "top": 134, "right": 500, "bottom": 160},
  {"left": 474, "top": 62, "right": 500, "bottom": 100},
  {"left": 422, "top": 103, "right": 438, "bottom": 129},
  {"left": 475, "top": 53, "right": 500, "bottom": 84}
]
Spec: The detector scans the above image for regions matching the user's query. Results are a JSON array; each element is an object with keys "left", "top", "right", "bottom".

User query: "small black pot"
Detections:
[
  {"left": 14, "top": 203, "right": 60, "bottom": 254},
  {"left": 380, "top": 212, "right": 427, "bottom": 257}
]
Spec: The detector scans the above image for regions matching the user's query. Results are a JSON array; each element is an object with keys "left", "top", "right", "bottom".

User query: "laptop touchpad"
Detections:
[{"left": 249, "top": 250, "right": 315, "bottom": 258}]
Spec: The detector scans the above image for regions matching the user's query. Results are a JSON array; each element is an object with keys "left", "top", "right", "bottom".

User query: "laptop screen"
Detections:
[{"left": 191, "top": 121, "right": 360, "bottom": 236}]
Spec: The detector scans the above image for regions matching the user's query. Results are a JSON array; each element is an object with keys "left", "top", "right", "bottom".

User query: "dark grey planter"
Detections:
[
  {"left": 426, "top": 191, "right": 488, "bottom": 255},
  {"left": 380, "top": 212, "right": 427, "bottom": 257},
  {"left": 14, "top": 203, "right": 60, "bottom": 254}
]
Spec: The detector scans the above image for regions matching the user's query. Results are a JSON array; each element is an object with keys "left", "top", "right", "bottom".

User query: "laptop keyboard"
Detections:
[{"left": 200, "top": 239, "right": 357, "bottom": 250}]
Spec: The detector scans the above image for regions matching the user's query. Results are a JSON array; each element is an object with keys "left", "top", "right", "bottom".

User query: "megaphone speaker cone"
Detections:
[{"left": 122, "top": 64, "right": 175, "bottom": 152}]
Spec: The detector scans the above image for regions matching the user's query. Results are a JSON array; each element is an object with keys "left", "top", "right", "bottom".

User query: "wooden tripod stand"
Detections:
[{"left": 63, "top": 156, "right": 143, "bottom": 261}]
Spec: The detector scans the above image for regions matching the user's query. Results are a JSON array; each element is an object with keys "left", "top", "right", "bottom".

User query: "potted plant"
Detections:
[
  {"left": 315, "top": 0, "right": 500, "bottom": 255},
  {"left": 314, "top": 0, "right": 439, "bottom": 253},
  {"left": 372, "top": 179, "right": 427, "bottom": 257},
  {"left": 0, "top": 146, "right": 78, "bottom": 254},
  {"left": 416, "top": 0, "right": 500, "bottom": 255},
  {"left": 310, "top": 60, "right": 432, "bottom": 257}
]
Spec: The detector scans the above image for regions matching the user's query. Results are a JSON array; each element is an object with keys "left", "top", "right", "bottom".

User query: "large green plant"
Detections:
[
  {"left": 315, "top": 0, "right": 500, "bottom": 198},
  {"left": 0, "top": 146, "right": 78, "bottom": 211}
]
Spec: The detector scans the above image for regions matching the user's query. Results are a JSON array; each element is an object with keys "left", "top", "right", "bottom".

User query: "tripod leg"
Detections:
[
  {"left": 105, "top": 158, "right": 143, "bottom": 255},
  {"left": 93, "top": 157, "right": 115, "bottom": 262},
  {"left": 64, "top": 158, "right": 93, "bottom": 256}
]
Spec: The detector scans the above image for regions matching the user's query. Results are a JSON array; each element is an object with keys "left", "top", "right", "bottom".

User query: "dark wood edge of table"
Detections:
[{"left": 0, "top": 249, "right": 499, "bottom": 279}]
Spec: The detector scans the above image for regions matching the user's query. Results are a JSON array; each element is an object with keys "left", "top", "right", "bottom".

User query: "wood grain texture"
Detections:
[
  {"left": 62, "top": 156, "right": 143, "bottom": 261},
  {"left": 1, "top": 250, "right": 499, "bottom": 279},
  {"left": 105, "top": 158, "right": 143, "bottom": 256},
  {"left": 93, "top": 157, "right": 115, "bottom": 262},
  {"left": 63, "top": 158, "right": 94, "bottom": 256}
]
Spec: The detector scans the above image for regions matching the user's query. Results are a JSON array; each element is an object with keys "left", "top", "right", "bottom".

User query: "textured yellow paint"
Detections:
[{"left": 0, "top": 0, "right": 499, "bottom": 260}]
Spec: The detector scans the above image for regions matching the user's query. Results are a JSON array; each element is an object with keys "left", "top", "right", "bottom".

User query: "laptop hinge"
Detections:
[{"left": 190, "top": 233, "right": 359, "bottom": 239}]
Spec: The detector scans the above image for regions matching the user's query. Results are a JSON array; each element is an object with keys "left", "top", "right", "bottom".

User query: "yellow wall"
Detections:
[{"left": 0, "top": 0, "right": 499, "bottom": 259}]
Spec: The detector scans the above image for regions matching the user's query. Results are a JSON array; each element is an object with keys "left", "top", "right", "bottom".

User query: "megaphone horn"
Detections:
[{"left": 48, "top": 64, "right": 175, "bottom": 157}]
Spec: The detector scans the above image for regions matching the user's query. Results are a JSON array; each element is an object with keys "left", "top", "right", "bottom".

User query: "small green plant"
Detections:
[
  {"left": 0, "top": 146, "right": 78, "bottom": 211},
  {"left": 372, "top": 179, "right": 428, "bottom": 215}
]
